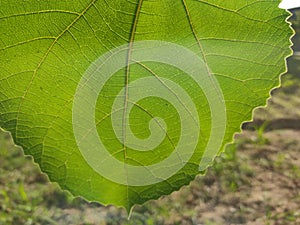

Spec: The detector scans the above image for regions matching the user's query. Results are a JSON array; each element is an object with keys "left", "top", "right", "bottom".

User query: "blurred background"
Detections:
[{"left": 0, "top": 9, "right": 300, "bottom": 225}]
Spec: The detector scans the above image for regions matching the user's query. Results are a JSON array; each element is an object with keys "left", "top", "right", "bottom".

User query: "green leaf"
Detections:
[{"left": 0, "top": 0, "right": 293, "bottom": 211}]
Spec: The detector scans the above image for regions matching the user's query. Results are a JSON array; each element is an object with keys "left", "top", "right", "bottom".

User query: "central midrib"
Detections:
[
  {"left": 121, "top": 0, "right": 204, "bottom": 172},
  {"left": 121, "top": 0, "right": 214, "bottom": 190},
  {"left": 122, "top": 0, "right": 144, "bottom": 178}
]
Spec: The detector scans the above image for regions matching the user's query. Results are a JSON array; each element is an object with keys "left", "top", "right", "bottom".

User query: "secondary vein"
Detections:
[{"left": 15, "top": 0, "right": 97, "bottom": 141}]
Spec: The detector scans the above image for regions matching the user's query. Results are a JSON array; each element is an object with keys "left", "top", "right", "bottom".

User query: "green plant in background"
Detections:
[
  {"left": 0, "top": 0, "right": 294, "bottom": 211},
  {"left": 254, "top": 121, "right": 270, "bottom": 145}
]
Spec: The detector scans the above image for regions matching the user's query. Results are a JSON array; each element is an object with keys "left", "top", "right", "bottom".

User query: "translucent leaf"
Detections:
[{"left": 0, "top": 0, "right": 293, "bottom": 211}]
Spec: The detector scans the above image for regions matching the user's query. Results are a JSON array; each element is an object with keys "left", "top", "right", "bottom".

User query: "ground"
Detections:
[{"left": 0, "top": 73, "right": 299, "bottom": 225}]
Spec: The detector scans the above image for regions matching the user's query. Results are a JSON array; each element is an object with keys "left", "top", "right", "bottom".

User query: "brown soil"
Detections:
[
  {"left": 0, "top": 75, "right": 299, "bottom": 225},
  {"left": 149, "top": 129, "right": 300, "bottom": 225}
]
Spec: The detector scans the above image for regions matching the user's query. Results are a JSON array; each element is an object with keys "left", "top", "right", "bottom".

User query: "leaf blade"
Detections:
[{"left": 0, "top": 0, "right": 293, "bottom": 210}]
